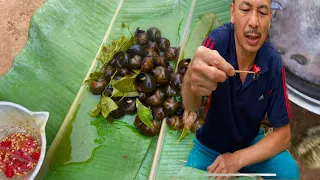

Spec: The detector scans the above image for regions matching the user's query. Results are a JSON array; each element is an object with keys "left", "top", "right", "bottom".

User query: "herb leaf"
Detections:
[
  {"left": 84, "top": 72, "right": 104, "bottom": 84},
  {"left": 178, "top": 127, "right": 190, "bottom": 142},
  {"left": 121, "top": 36, "right": 134, "bottom": 52},
  {"left": 132, "top": 69, "right": 140, "bottom": 74},
  {"left": 97, "top": 36, "right": 134, "bottom": 65},
  {"left": 89, "top": 101, "right": 102, "bottom": 117},
  {"left": 100, "top": 95, "right": 118, "bottom": 118},
  {"left": 89, "top": 72, "right": 104, "bottom": 79},
  {"left": 112, "top": 88, "right": 139, "bottom": 97},
  {"left": 136, "top": 98, "right": 152, "bottom": 127},
  {"left": 112, "top": 74, "right": 137, "bottom": 92}
]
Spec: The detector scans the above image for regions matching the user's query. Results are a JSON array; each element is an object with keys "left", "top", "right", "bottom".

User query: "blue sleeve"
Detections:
[
  {"left": 202, "top": 24, "right": 231, "bottom": 55},
  {"left": 267, "top": 55, "right": 291, "bottom": 128}
]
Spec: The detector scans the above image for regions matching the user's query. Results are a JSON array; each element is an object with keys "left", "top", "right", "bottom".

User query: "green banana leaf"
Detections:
[
  {"left": 0, "top": 0, "right": 233, "bottom": 179},
  {"left": 42, "top": 0, "right": 197, "bottom": 179},
  {"left": 135, "top": 137, "right": 158, "bottom": 180},
  {"left": 156, "top": 128, "right": 195, "bottom": 179},
  {"left": 44, "top": 91, "right": 153, "bottom": 180},
  {"left": 154, "top": 0, "right": 233, "bottom": 179},
  {"left": 0, "top": 0, "right": 121, "bottom": 147}
]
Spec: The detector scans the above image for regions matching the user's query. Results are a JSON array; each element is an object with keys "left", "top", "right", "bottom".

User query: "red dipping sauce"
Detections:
[{"left": 0, "top": 133, "right": 40, "bottom": 178}]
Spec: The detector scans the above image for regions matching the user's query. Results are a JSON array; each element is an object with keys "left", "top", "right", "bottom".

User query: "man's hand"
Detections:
[
  {"left": 207, "top": 152, "right": 242, "bottom": 179},
  {"left": 186, "top": 46, "right": 235, "bottom": 97}
]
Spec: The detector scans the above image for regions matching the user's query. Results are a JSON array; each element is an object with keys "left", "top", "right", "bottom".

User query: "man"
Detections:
[{"left": 181, "top": 0, "right": 300, "bottom": 179}]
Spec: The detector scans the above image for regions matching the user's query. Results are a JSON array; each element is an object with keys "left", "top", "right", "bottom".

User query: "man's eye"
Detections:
[
  {"left": 259, "top": 11, "right": 268, "bottom": 15},
  {"left": 241, "top": 9, "right": 250, "bottom": 12}
]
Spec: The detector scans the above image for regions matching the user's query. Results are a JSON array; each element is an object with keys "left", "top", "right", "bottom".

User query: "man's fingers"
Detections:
[
  {"left": 198, "top": 47, "right": 234, "bottom": 77},
  {"left": 207, "top": 158, "right": 220, "bottom": 173},
  {"left": 192, "top": 61, "right": 228, "bottom": 83},
  {"left": 213, "top": 164, "right": 223, "bottom": 174},
  {"left": 191, "top": 72, "right": 218, "bottom": 91},
  {"left": 210, "top": 51, "right": 235, "bottom": 77},
  {"left": 190, "top": 84, "right": 212, "bottom": 96},
  {"left": 213, "top": 166, "right": 225, "bottom": 180},
  {"left": 204, "top": 66, "right": 228, "bottom": 83}
]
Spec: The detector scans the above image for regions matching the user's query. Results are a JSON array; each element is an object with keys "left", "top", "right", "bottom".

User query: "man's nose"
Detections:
[{"left": 248, "top": 11, "right": 259, "bottom": 29}]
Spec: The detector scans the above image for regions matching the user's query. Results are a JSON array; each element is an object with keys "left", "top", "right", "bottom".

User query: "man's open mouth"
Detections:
[{"left": 245, "top": 34, "right": 260, "bottom": 46}]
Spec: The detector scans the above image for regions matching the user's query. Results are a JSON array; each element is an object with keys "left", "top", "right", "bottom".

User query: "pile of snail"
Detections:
[{"left": 89, "top": 27, "right": 205, "bottom": 136}]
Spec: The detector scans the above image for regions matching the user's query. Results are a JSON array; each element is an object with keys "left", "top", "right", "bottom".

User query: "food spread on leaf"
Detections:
[
  {"left": 0, "top": 133, "right": 40, "bottom": 178},
  {"left": 87, "top": 26, "right": 206, "bottom": 138},
  {"left": 252, "top": 64, "right": 261, "bottom": 80}
]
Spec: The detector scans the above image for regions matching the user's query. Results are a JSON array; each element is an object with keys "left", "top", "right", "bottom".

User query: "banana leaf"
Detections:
[
  {"left": 0, "top": 0, "right": 121, "bottom": 147},
  {"left": 0, "top": 0, "right": 234, "bottom": 179},
  {"left": 135, "top": 137, "right": 158, "bottom": 180},
  {"left": 43, "top": 91, "right": 154, "bottom": 179},
  {"left": 40, "top": 0, "right": 198, "bottom": 179},
  {"left": 156, "top": 128, "right": 195, "bottom": 179}
]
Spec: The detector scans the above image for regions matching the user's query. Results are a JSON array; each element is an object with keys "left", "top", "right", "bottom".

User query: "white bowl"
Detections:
[{"left": 0, "top": 101, "right": 49, "bottom": 180}]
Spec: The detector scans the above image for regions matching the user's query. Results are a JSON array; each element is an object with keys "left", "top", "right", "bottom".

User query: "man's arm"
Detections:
[
  {"left": 181, "top": 69, "right": 202, "bottom": 111},
  {"left": 235, "top": 124, "right": 290, "bottom": 167},
  {"left": 181, "top": 46, "right": 235, "bottom": 112},
  {"left": 182, "top": 35, "right": 235, "bottom": 112}
]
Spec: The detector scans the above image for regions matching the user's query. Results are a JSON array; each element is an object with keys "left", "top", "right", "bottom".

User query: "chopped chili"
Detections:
[{"left": 0, "top": 133, "right": 40, "bottom": 178}]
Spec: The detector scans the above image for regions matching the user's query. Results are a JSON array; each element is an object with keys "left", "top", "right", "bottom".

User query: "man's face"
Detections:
[{"left": 230, "top": 0, "right": 272, "bottom": 53}]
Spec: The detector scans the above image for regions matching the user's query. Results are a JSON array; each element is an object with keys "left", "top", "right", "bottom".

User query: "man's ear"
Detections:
[{"left": 230, "top": 2, "right": 235, "bottom": 24}]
